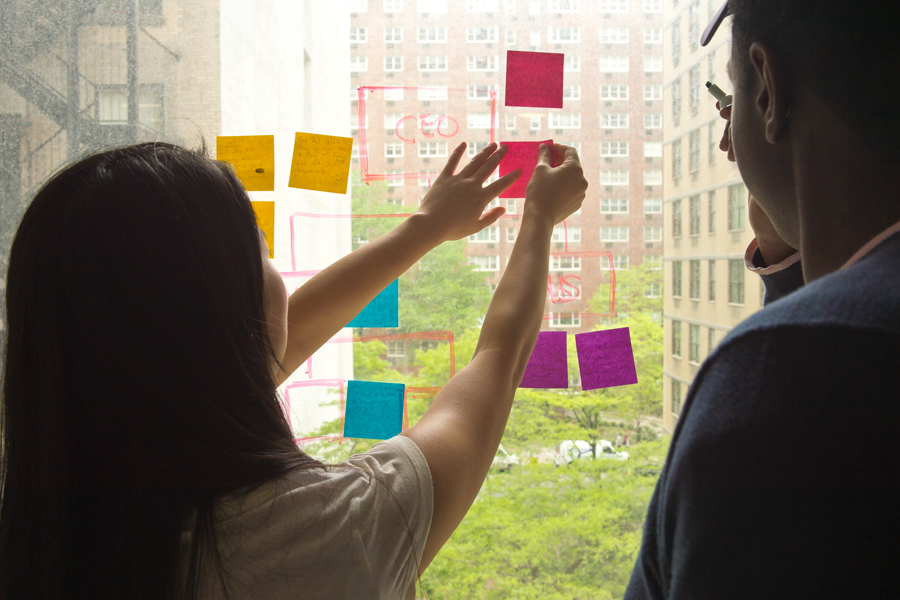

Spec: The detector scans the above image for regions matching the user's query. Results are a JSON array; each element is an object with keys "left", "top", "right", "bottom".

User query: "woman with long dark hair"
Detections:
[{"left": 0, "top": 140, "right": 586, "bottom": 598}]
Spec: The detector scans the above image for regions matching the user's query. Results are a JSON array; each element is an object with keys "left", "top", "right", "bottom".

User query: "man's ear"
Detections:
[{"left": 748, "top": 42, "right": 791, "bottom": 144}]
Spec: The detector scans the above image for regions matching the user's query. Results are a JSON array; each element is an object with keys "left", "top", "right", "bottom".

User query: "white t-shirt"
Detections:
[{"left": 190, "top": 435, "right": 433, "bottom": 600}]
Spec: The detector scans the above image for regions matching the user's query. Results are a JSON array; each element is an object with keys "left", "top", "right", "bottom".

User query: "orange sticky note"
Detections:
[
  {"left": 216, "top": 135, "right": 275, "bottom": 192},
  {"left": 287, "top": 132, "right": 353, "bottom": 194},
  {"left": 251, "top": 200, "right": 275, "bottom": 258}
]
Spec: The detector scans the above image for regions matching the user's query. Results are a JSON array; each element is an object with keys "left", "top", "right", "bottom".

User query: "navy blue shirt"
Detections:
[{"left": 625, "top": 232, "right": 900, "bottom": 599}]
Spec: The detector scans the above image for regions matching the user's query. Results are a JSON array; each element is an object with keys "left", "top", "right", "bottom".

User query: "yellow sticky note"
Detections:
[
  {"left": 216, "top": 135, "right": 275, "bottom": 192},
  {"left": 288, "top": 132, "right": 353, "bottom": 194},
  {"left": 251, "top": 201, "right": 275, "bottom": 258}
]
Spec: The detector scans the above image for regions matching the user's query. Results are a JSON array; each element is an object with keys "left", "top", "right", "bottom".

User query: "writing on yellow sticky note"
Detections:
[
  {"left": 288, "top": 132, "right": 353, "bottom": 194},
  {"left": 251, "top": 201, "right": 275, "bottom": 258},
  {"left": 216, "top": 135, "right": 275, "bottom": 192}
]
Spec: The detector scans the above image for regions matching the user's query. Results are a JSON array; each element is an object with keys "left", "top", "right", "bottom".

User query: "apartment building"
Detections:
[
  {"left": 661, "top": 0, "right": 764, "bottom": 432},
  {"left": 349, "top": 0, "right": 665, "bottom": 342}
]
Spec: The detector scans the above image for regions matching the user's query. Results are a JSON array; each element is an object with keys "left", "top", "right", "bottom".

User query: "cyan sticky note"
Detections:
[
  {"left": 348, "top": 279, "right": 399, "bottom": 328},
  {"left": 343, "top": 380, "right": 405, "bottom": 440},
  {"left": 575, "top": 327, "right": 638, "bottom": 391},
  {"left": 520, "top": 331, "right": 568, "bottom": 388}
]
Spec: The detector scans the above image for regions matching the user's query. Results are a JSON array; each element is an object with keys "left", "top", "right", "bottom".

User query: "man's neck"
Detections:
[{"left": 795, "top": 129, "right": 900, "bottom": 283}]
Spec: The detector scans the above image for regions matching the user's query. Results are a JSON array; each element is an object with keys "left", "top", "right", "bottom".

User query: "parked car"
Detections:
[
  {"left": 490, "top": 444, "right": 520, "bottom": 473},
  {"left": 554, "top": 439, "right": 629, "bottom": 466}
]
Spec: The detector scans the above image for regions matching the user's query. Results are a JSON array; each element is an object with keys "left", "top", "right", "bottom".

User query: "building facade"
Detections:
[
  {"left": 661, "top": 0, "right": 764, "bottom": 432},
  {"left": 349, "top": 0, "right": 666, "bottom": 347}
]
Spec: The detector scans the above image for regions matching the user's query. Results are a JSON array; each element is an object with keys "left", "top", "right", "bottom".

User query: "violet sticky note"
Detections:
[
  {"left": 347, "top": 279, "right": 399, "bottom": 328},
  {"left": 520, "top": 331, "right": 568, "bottom": 388},
  {"left": 575, "top": 328, "right": 638, "bottom": 391},
  {"left": 505, "top": 50, "right": 565, "bottom": 109},
  {"left": 343, "top": 381, "right": 405, "bottom": 440},
  {"left": 499, "top": 140, "right": 553, "bottom": 198}
]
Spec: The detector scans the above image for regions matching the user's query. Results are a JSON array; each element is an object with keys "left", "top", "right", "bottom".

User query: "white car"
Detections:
[
  {"left": 490, "top": 444, "right": 520, "bottom": 473},
  {"left": 554, "top": 440, "right": 629, "bottom": 466}
]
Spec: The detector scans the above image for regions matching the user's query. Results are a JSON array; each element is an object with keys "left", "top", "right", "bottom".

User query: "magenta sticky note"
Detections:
[
  {"left": 520, "top": 331, "right": 568, "bottom": 388},
  {"left": 575, "top": 328, "right": 638, "bottom": 391},
  {"left": 499, "top": 140, "right": 553, "bottom": 198},
  {"left": 505, "top": 51, "right": 565, "bottom": 109}
]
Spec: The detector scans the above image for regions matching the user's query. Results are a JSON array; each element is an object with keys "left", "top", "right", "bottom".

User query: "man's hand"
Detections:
[
  {"left": 415, "top": 142, "right": 521, "bottom": 242},
  {"left": 523, "top": 143, "right": 588, "bottom": 224}
]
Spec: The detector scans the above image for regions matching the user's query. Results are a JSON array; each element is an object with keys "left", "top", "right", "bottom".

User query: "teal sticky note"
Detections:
[
  {"left": 347, "top": 279, "right": 399, "bottom": 328},
  {"left": 343, "top": 380, "right": 405, "bottom": 440}
]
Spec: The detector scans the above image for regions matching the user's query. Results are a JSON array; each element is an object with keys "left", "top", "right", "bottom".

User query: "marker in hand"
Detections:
[{"left": 706, "top": 81, "right": 733, "bottom": 109}]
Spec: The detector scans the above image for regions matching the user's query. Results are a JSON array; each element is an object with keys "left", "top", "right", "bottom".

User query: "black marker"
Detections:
[{"left": 706, "top": 81, "right": 732, "bottom": 108}]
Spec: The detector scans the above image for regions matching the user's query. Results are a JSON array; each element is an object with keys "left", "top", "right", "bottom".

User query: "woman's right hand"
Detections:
[{"left": 524, "top": 143, "right": 588, "bottom": 223}]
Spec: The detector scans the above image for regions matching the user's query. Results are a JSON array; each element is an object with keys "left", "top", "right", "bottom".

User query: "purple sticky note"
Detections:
[
  {"left": 520, "top": 331, "right": 568, "bottom": 388},
  {"left": 575, "top": 328, "right": 638, "bottom": 391},
  {"left": 499, "top": 140, "right": 554, "bottom": 198},
  {"left": 505, "top": 51, "right": 565, "bottom": 109}
]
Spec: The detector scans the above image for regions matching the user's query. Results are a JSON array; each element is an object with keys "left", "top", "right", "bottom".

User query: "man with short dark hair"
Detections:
[{"left": 624, "top": 1, "right": 899, "bottom": 597}]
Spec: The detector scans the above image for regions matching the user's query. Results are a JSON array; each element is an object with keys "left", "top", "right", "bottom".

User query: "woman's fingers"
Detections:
[
  {"left": 439, "top": 142, "right": 468, "bottom": 178},
  {"left": 472, "top": 144, "right": 510, "bottom": 182},
  {"left": 458, "top": 142, "right": 498, "bottom": 178},
  {"left": 482, "top": 169, "right": 521, "bottom": 198}
]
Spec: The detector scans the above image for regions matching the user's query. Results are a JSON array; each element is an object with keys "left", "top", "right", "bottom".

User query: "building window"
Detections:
[
  {"left": 550, "top": 312, "right": 581, "bottom": 327},
  {"left": 644, "top": 142, "right": 662, "bottom": 157},
  {"left": 644, "top": 170, "right": 662, "bottom": 186},
  {"left": 469, "top": 255, "right": 500, "bottom": 271},
  {"left": 689, "top": 260, "right": 701, "bottom": 299},
  {"left": 689, "top": 194, "right": 700, "bottom": 235},
  {"left": 601, "top": 142, "right": 629, "bottom": 157},
  {"left": 350, "top": 0, "right": 368, "bottom": 10},
  {"left": 644, "top": 28, "right": 662, "bottom": 43},
  {"left": 467, "top": 113, "right": 492, "bottom": 129},
  {"left": 601, "top": 198, "right": 629, "bottom": 213},
  {"left": 644, "top": 56, "right": 663, "bottom": 72},
  {"left": 551, "top": 255, "right": 581, "bottom": 270},
  {"left": 689, "top": 129, "right": 701, "bottom": 174},
  {"left": 689, "top": 64, "right": 701, "bottom": 117},
  {"left": 644, "top": 226, "right": 662, "bottom": 242},
  {"left": 467, "top": 55, "right": 499, "bottom": 71},
  {"left": 383, "top": 112, "right": 402, "bottom": 128},
  {"left": 506, "top": 199, "right": 517, "bottom": 213},
  {"left": 466, "top": 0, "right": 500, "bottom": 10},
  {"left": 384, "top": 56, "right": 403, "bottom": 71},
  {"left": 385, "top": 142, "right": 404, "bottom": 157},
  {"left": 672, "top": 77, "right": 682, "bottom": 128},
  {"left": 708, "top": 190, "right": 716, "bottom": 233},
  {"left": 612, "top": 255, "right": 630, "bottom": 270},
  {"left": 672, "top": 138, "right": 682, "bottom": 182},
  {"left": 418, "top": 27, "right": 448, "bottom": 42},
  {"left": 644, "top": 113, "right": 662, "bottom": 129},
  {"left": 729, "top": 183, "right": 747, "bottom": 230},
  {"left": 551, "top": 225, "right": 581, "bottom": 243},
  {"left": 386, "top": 171, "right": 405, "bottom": 187},
  {"left": 506, "top": 29, "right": 516, "bottom": 44},
  {"left": 469, "top": 226, "right": 500, "bottom": 242},
  {"left": 600, "top": 170, "right": 629, "bottom": 186},
  {"left": 673, "top": 199, "right": 682, "bottom": 238},
  {"left": 644, "top": 84, "right": 662, "bottom": 100},
  {"left": 98, "top": 85, "right": 164, "bottom": 132},
  {"left": 708, "top": 122, "right": 717, "bottom": 165},
  {"left": 708, "top": 259, "right": 716, "bottom": 301},
  {"left": 600, "top": 226, "right": 629, "bottom": 242},
  {"left": 564, "top": 55, "right": 580, "bottom": 71},
  {"left": 600, "top": 84, "right": 629, "bottom": 100},
  {"left": 672, "top": 379, "right": 682, "bottom": 414},
  {"left": 688, "top": 0, "right": 701, "bottom": 51},
  {"left": 548, "top": 27, "right": 580, "bottom": 43},
  {"left": 384, "top": 27, "right": 403, "bottom": 42},
  {"left": 644, "top": 282, "right": 662, "bottom": 297},
  {"left": 468, "top": 84, "right": 497, "bottom": 99},
  {"left": 384, "top": 0, "right": 404, "bottom": 10},
  {"left": 729, "top": 259, "right": 745, "bottom": 304},
  {"left": 506, "top": 0, "right": 517, "bottom": 13},
  {"left": 672, "top": 319, "right": 682, "bottom": 356},
  {"left": 708, "top": 326, "right": 716, "bottom": 356},
  {"left": 645, "top": 254, "right": 662, "bottom": 270},
  {"left": 644, "top": 0, "right": 661, "bottom": 12},
  {"left": 600, "top": 27, "right": 629, "bottom": 43},
  {"left": 549, "top": 0, "right": 580, "bottom": 11},
  {"left": 383, "top": 88, "right": 404, "bottom": 101},
  {"left": 507, "top": 226, "right": 517, "bottom": 242},
  {"left": 350, "top": 27, "right": 367, "bottom": 42},
  {"left": 418, "top": 86, "right": 448, "bottom": 100},
  {"left": 505, "top": 114, "right": 517, "bottom": 130},
  {"left": 530, "top": 116, "right": 541, "bottom": 130},
  {"left": 689, "top": 324, "right": 700, "bottom": 363},
  {"left": 561, "top": 85, "right": 581, "bottom": 101},
  {"left": 599, "top": 56, "right": 629, "bottom": 72},
  {"left": 467, "top": 27, "right": 499, "bottom": 42},
  {"left": 599, "top": 0, "right": 628, "bottom": 11},
  {"left": 549, "top": 113, "right": 581, "bottom": 128},
  {"left": 672, "top": 16, "right": 682, "bottom": 67},
  {"left": 529, "top": 30, "right": 541, "bottom": 46},
  {"left": 601, "top": 113, "right": 629, "bottom": 128},
  {"left": 419, "top": 141, "right": 448, "bottom": 157},
  {"left": 386, "top": 340, "right": 406, "bottom": 357},
  {"left": 418, "top": 55, "right": 447, "bottom": 70},
  {"left": 644, "top": 197, "right": 662, "bottom": 213},
  {"left": 350, "top": 56, "right": 368, "bottom": 71}
]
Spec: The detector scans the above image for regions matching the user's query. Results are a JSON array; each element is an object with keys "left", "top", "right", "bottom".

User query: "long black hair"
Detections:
[{"left": 0, "top": 142, "right": 321, "bottom": 598}]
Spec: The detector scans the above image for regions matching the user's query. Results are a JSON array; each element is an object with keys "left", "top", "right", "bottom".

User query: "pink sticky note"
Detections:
[
  {"left": 505, "top": 51, "right": 565, "bottom": 109},
  {"left": 575, "top": 328, "right": 638, "bottom": 391},
  {"left": 520, "top": 331, "right": 568, "bottom": 388},
  {"left": 498, "top": 140, "right": 554, "bottom": 198}
]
